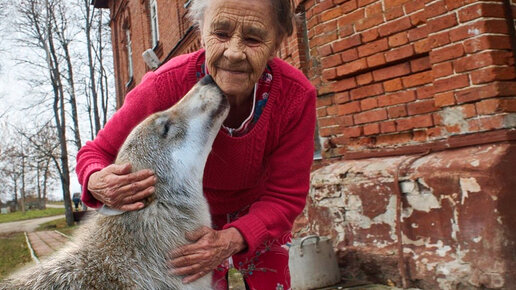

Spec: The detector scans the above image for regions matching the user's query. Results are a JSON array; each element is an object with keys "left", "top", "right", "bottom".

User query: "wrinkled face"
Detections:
[
  {"left": 201, "top": 0, "right": 278, "bottom": 100},
  {"left": 117, "top": 76, "right": 229, "bottom": 186}
]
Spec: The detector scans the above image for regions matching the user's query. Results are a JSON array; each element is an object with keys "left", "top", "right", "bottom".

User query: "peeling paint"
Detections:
[
  {"left": 440, "top": 107, "right": 469, "bottom": 132},
  {"left": 460, "top": 177, "right": 481, "bottom": 205},
  {"left": 470, "top": 159, "right": 479, "bottom": 167},
  {"left": 472, "top": 236, "right": 482, "bottom": 243},
  {"left": 401, "top": 179, "right": 441, "bottom": 213},
  {"left": 468, "top": 28, "right": 481, "bottom": 36}
]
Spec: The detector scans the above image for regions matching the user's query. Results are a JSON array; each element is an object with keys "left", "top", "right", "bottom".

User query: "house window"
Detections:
[
  {"left": 125, "top": 28, "right": 134, "bottom": 85},
  {"left": 150, "top": 0, "right": 159, "bottom": 48}
]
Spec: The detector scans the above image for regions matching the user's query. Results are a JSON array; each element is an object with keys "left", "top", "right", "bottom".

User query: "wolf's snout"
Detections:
[{"left": 199, "top": 74, "right": 215, "bottom": 86}]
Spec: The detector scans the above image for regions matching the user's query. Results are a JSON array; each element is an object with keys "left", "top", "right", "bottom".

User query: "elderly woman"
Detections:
[{"left": 76, "top": 0, "right": 316, "bottom": 288}]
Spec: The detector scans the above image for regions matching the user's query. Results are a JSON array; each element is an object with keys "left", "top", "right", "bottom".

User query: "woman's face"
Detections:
[{"left": 201, "top": 0, "right": 278, "bottom": 100}]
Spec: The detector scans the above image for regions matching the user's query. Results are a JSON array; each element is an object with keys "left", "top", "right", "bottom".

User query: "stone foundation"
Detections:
[{"left": 294, "top": 142, "right": 516, "bottom": 289}]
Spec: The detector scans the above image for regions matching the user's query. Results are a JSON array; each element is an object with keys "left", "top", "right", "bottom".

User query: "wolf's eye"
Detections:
[{"left": 162, "top": 120, "right": 171, "bottom": 138}]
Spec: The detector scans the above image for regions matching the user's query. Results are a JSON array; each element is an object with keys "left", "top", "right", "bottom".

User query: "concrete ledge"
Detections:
[{"left": 294, "top": 142, "right": 516, "bottom": 289}]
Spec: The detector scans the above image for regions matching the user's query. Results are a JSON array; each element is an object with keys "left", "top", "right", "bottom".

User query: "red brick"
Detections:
[
  {"left": 326, "top": 105, "right": 338, "bottom": 116},
  {"left": 385, "top": 7, "right": 404, "bottom": 21},
  {"left": 341, "top": 48, "right": 360, "bottom": 62},
  {"left": 313, "top": 0, "right": 336, "bottom": 15},
  {"left": 358, "top": 38, "right": 389, "bottom": 58},
  {"left": 360, "top": 0, "right": 378, "bottom": 8},
  {"left": 356, "top": 72, "right": 374, "bottom": 85},
  {"left": 320, "top": 6, "right": 343, "bottom": 22},
  {"left": 434, "top": 92, "right": 456, "bottom": 107},
  {"left": 475, "top": 115, "right": 505, "bottom": 131},
  {"left": 402, "top": 71, "right": 433, "bottom": 88},
  {"left": 471, "top": 66, "right": 516, "bottom": 85},
  {"left": 339, "top": 24, "right": 355, "bottom": 38},
  {"left": 354, "top": 108, "right": 388, "bottom": 124},
  {"left": 404, "top": 0, "right": 424, "bottom": 13},
  {"left": 367, "top": 53, "right": 386, "bottom": 67},
  {"left": 340, "top": 0, "right": 359, "bottom": 13},
  {"left": 501, "top": 98, "right": 516, "bottom": 112},
  {"left": 350, "top": 83, "right": 384, "bottom": 100},
  {"left": 414, "top": 38, "right": 431, "bottom": 54},
  {"left": 378, "top": 90, "right": 416, "bottom": 106},
  {"left": 408, "top": 99, "right": 438, "bottom": 115},
  {"left": 385, "top": 44, "right": 415, "bottom": 62},
  {"left": 444, "top": 0, "right": 466, "bottom": 11},
  {"left": 360, "top": 97, "right": 379, "bottom": 110},
  {"left": 430, "top": 44, "right": 465, "bottom": 64},
  {"left": 463, "top": 35, "right": 512, "bottom": 54},
  {"left": 322, "top": 68, "right": 337, "bottom": 80},
  {"left": 373, "top": 63, "right": 411, "bottom": 82},
  {"left": 361, "top": 28, "right": 380, "bottom": 42},
  {"left": 408, "top": 26, "right": 429, "bottom": 42},
  {"left": 319, "top": 126, "right": 341, "bottom": 137},
  {"left": 409, "top": 10, "right": 426, "bottom": 26},
  {"left": 317, "top": 107, "right": 327, "bottom": 118},
  {"left": 363, "top": 123, "right": 380, "bottom": 135},
  {"left": 338, "top": 101, "right": 361, "bottom": 115},
  {"left": 316, "top": 95, "right": 333, "bottom": 107},
  {"left": 388, "top": 105, "right": 408, "bottom": 118},
  {"left": 427, "top": 127, "right": 444, "bottom": 139},
  {"left": 378, "top": 16, "right": 413, "bottom": 37},
  {"left": 432, "top": 62, "right": 453, "bottom": 79},
  {"left": 376, "top": 132, "right": 413, "bottom": 145},
  {"left": 396, "top": 114, "right": 434, "bottom": 131},
  {"left": 425, "top": 0, "right": 447, "bottom": 19},
  {"left": 429, "top": 31, "right": 450, "bottom": 48},
  {"left": 337, "top": 115, "right": 355, "bottom": 127},
  {"left": 449, "top": 19, "right": 509, "bottom": 43},
  {"left": 384, "top": 0, "right": 412, "bottom": 9},
  {"left": 332, "top": 35, "right": 362, "bottom": 52},
  {"left": 413, "top": 129, "right": 428, "bottom": 142},
  {"left": 434, "top": 74, "right": 470, "bottom": 93},
  {"left": 356, "top": 14, "right": 384, "bottom": 31},
  {"left": 458, "top": 3, "right": 505, "bottom": 23},
  {"left": 333, "top": 92, "right": 351, "bottom": 104},
  {"left": 318, "top": 117, "right": 339, "bottom": 127},
  {"left": 416, "top": 85, "right": 435, "bottom": 100},
  {"left": 380, "top": 121, "right": 397, "bottom": 133},
  {"left": 428, "top": 13, "right": 458, "bottom": 33},
  {"left": 389, "top": 32, "right": 409, "bottom": 47},
  {"left": 342, "top": 126, "right": 363, "bottom": 138},
  {"left": 383, "top": 78, "right": 403, "bottom": 92},
  {"left": 321, "top": 53, "right": 343, "bottom": 68},
  {"left": 410, "top": 56, "right": 431, "bottom": 72},
  {"left": 454, "top": 51, "right": 513, "bottom": 73},
  {"left": 456, "top": 82, "right": 516, "bottom": 104},
  {"left": 475, "top": 98, "right": 503, "bottom": 115},
  {"left": 333, "top": 77, "right": 358, "bottom": 92},
  {"left": 336, "top": 58, "right": 368, "bottom": 77},
  {"left": 338, "top": 9, "right": 365, "bottom": 27},
  {"left": 318, "top": 44, "right": 333, "bottom": 57}
]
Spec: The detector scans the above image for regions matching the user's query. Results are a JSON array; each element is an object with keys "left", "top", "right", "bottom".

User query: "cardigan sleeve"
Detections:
[
  {"left": 76, "top": 72, "right": 173, "bottom": 208},
  {"left": 223, "top": 85, "right": 317, "bottom": 255}
]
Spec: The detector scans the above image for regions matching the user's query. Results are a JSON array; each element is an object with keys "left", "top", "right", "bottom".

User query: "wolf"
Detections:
[{"left": 1, "top": 75, "right": 229, "bottom": 290}]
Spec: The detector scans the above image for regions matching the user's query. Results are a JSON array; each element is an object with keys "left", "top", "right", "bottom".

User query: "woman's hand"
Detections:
[
  {"left": 87, "top": 163, "right": 156, "bottom": 211},
  {"left": 169, "top": 227, "right": 247, "bottom": 284}
]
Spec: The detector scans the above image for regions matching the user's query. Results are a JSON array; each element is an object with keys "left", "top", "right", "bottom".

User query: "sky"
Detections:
[{"left": 0, "top": 3, "right": 114, "bottom": 202}]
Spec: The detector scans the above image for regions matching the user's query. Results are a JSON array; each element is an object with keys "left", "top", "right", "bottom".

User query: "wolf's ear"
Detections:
[{"left": 98, "top": 205, "right": 126, "bottom": 216}]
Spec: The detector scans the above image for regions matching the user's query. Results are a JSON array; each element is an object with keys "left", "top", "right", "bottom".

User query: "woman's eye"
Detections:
[
  {"left": 245, "top": 37, "right": 261, "bottom": 45},
  {"left": 214, "top": 32, "right": 229, "bottom": 39}
]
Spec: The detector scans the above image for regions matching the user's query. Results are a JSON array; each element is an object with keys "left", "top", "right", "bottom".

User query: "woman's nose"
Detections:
[{"left": 223, "top": 37, "right": 246, "bottom": 62}]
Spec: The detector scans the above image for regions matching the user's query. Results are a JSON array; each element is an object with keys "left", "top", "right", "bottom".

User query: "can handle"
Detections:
[{"left": 299, "top": 235, "right": 320, "bottom": 256}]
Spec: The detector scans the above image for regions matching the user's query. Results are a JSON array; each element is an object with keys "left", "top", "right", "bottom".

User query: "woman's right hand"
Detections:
[{"left": 87, "top": 163, "right": 156, "bottom": 211}]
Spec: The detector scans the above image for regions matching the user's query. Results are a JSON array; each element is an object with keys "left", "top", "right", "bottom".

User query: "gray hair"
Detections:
[{"left": 188, "top": 0, "right": 295, "bottom": 39}]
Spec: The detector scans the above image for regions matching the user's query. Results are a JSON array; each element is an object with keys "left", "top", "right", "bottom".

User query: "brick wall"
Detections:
[{"left": 295, "top": 0, "right": 516, "bottom": 159}]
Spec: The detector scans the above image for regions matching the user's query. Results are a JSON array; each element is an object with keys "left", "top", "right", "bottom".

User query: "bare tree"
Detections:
[{"left": 16, "top": 0, "right": 74, "bottom": 225}]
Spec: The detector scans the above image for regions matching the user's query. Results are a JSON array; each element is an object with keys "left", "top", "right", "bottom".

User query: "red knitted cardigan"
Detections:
[{"left": 76, "top": 49, "right": 316, "bottom": 255}]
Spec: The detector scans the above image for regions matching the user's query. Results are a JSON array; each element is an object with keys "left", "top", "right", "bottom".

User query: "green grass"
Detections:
[
  {"left": 0, "top": 232, "right": 32, "bottom": 280},
  {"left": 0, "top": 208, "right": 65, "bottom": 224},
  {"left": 36, "top": 217, "right": 77, "bottom": 236}
]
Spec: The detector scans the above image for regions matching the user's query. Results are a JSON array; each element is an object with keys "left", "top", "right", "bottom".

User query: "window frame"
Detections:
[{"left": 149, "top": 0, "right": 159, "bottom": 49}]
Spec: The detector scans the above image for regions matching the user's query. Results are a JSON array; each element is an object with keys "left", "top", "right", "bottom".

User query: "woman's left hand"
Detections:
[{"left": 168, "top": 226, "right": 247, "bottom": 284}]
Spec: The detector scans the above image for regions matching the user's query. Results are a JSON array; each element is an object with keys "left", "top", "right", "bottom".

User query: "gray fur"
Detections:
[{"left": 1, "top": 78, "right": 229, "bottom": 290}]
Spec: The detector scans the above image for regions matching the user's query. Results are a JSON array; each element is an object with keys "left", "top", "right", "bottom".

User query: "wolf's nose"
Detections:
[{"left": 199, "top": 74, "right": 214, "bottom": 85}]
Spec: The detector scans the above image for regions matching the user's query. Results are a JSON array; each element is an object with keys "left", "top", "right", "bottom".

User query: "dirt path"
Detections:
[{"left": 0, "top": 215, "right": 65, "bottom": 234}]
